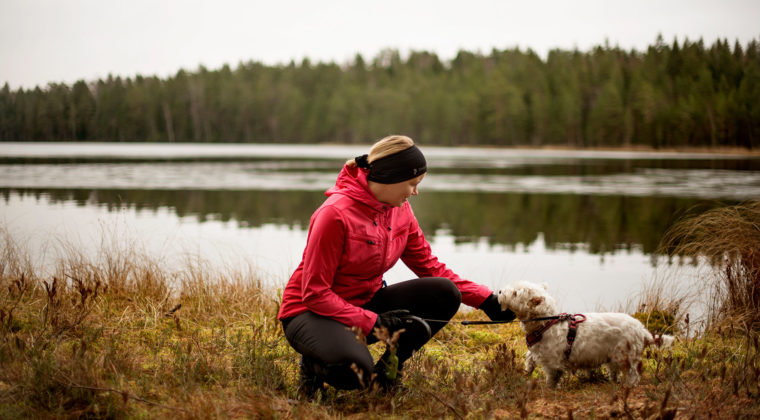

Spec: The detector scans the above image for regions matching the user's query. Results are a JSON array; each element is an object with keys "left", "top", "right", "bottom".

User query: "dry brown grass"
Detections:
[
  {"left": 659, "top": 200, "right": 760, "bottom": 330},
  {"left": 1, "top": 226, "right": 759, "bottom": 418}
]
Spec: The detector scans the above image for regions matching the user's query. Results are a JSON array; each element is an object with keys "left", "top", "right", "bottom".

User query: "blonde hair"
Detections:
[{"left": 345, "top": 135, "right": 415, "bottom": 167}]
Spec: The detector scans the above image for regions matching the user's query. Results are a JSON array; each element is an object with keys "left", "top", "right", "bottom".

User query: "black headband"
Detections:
[{"left": 354, "top": 145, "right": 427, "bottom": 184}]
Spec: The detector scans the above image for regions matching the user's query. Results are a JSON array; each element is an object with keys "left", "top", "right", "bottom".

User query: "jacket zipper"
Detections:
[{"left": 378, "top": 209, "right": 390, "bottom": 280}]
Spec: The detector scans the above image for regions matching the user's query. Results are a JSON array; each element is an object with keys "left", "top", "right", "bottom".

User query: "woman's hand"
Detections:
[
  {"left": 375, "top": 309, "right": 412, "bottom": 330},
  {"left": 479, "top": 294, "right": 516, "bottom": 322}
]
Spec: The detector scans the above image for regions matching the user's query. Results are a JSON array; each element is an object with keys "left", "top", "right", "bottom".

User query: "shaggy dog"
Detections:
[{"left": 498, "top": 281, "right": 674, "bottom": 387}]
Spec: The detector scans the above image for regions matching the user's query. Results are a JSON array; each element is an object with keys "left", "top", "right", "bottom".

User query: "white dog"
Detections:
[{"left": 498, "top": 281, "right": 674, "bottom": 387}]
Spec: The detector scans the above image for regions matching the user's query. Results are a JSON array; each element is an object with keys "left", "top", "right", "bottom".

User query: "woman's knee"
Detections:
[
  {"left": 332, "top": 346, "right": 374, "bottom": 374},
  {"left": 428, "top": 277, "right": 462, "bottom": 312}
]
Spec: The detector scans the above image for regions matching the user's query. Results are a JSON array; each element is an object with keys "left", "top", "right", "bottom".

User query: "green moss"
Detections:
[
  {"left": 633, "top": 310, "right": 678, "bottom": 334},
  {"left": 466, "top": 330, "right": 502, "bottom": 346}
]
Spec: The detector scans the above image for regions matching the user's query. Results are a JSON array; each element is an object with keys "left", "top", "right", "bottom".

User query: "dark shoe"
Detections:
[
  {"left": 298, "top": 355, "right": 324, "bottom": 398},
  {"left": 373, "top": 351, "right": 400, "bottom": 381},
  {"left": 373, "top": 368, "right": 403, "bottom": 392},
  {"left": 372, "top": 351, "right": 401, "bottom": 392}
]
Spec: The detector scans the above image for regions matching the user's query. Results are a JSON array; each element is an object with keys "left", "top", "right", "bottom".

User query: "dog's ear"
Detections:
[
  {"left": 512, "top": 290, "right": 518, "bottom": 297},
  {"left": 529, "top": 296, "right": 544, "bottom": 307}
]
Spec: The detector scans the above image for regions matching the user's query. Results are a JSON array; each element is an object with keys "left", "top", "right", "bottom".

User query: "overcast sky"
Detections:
[{"left": 1, "top": 0, "right": 759, "bottom": 89}]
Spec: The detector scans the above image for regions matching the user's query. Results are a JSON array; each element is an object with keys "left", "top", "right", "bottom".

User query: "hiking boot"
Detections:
[
  {"left": 298, "top": 355, "right": 325, "bottom": 398},
  {"left": 373, "top": 368, "right": 403, "bottom": 392}
]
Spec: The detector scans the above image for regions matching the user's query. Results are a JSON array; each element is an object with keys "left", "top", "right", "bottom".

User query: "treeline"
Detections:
[{"left": 1, "top": 36, "right": 758, "bottom": 148}]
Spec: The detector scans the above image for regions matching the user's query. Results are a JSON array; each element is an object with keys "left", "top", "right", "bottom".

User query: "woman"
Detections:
[{"left": 278, "top": 135, "right": 514, "bottom": 395}]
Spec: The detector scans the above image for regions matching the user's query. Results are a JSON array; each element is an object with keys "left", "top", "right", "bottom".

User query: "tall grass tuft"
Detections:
[
  {"left": 659, "top": 200, "right": 760, "bottom": 329},
  {"left": 630, "top": 273, "right": 692, "bottom": 335}
]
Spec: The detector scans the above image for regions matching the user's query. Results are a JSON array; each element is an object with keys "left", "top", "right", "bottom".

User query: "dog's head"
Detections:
[{"left": 497, "top": 281, "right": 557, "bottom": 319}]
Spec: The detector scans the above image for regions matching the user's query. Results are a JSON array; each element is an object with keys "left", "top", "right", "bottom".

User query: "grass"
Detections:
[
  {"left": 659, "top": 200, "right": 760, "bottom": 330},
  {"left": 1, "top": 220, "right": 759, "bottom": 419}
]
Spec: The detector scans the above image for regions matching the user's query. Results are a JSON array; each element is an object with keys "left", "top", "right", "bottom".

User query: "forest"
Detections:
[{"left": 1, "top": 36, "right": 758, "bottom": 149}]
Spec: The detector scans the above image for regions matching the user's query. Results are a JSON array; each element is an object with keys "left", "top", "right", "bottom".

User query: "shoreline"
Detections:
[
  {"left": 2, "top": 141, "right": 758, "bottom": 160},
  {"left": 523, "top": 144, "right": 760, "bottom": 157},
  {"left": 438, "top": 142, "right": 760, "bottom": 157}
]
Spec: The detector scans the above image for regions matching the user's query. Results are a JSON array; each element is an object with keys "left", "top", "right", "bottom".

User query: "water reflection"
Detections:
[
  {"left": 2, "top": 159, "right": 757, "bottom": 200},
  {"left": 2, "top": 188, "right": 727, "bottom": 256},
  {"left": 0, "top": 188, "right": 714, "bottom": 313}
]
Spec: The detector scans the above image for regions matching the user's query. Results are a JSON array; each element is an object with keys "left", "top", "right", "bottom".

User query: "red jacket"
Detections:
[{"left": 277, "top": 164, "right": 492, "bottom": 335}]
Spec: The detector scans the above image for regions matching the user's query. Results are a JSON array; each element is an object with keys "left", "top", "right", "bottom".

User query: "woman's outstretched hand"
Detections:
[{"left": 479, "top": 294, "right": 516, "bottom": 322}]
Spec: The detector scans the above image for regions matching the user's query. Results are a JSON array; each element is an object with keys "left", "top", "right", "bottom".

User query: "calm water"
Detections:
[{"left": 2, "top": 142, "right": 759, "bottom": 316}]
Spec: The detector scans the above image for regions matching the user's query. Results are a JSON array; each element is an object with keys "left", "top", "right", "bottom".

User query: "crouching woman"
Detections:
[{"left": 277, "top": 135, "right": 515, "bottom": 395}]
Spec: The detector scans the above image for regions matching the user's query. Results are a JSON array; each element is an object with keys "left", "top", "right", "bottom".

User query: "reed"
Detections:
[
  {"left": 1, "top": 227, "right": 758, "bottom": 418},
  {"left": 659, "top": 201, "right": 760, "bottom": 330},
  {"left": 629, "top": 272, "right": 694, "bottom": 336}
]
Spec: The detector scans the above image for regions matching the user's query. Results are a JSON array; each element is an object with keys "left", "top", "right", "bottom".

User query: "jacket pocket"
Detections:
[{"left": 340, "top": 234, "right": 383, "bottom": 276}]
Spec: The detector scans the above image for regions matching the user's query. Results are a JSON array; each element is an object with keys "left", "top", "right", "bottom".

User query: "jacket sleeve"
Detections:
[
  {"left": 300, "top": 205, "right": 378, "bottom": 335},
  {"left": 400, "top": 207, "right": 492, "bottom": 308}
]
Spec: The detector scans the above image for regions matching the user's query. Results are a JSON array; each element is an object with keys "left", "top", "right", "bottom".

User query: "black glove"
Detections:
[
  {"left": 374, "top": 309, "right": 412, "bottom": 330},
  {"left": 479, "top": 294, "right": 516, "bottom": 322}
]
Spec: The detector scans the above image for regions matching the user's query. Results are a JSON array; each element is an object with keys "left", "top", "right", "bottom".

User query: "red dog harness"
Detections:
[{"left": 525, "top": 313, "right": 587, "bottom": 359}]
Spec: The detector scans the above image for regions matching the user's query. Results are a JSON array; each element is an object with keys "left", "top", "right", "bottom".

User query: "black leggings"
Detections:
[{"left": 281, "top": 277, "right": 462, "bottom": 390}]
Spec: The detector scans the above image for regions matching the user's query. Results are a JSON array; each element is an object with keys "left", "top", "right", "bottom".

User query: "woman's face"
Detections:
[{"left": 370, "top": 173, "right": 426, "bottom": 207}]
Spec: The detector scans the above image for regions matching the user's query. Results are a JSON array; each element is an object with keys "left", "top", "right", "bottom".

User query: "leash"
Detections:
[
  {"left": 422, "top": 315, "right": 566, "bottom": 325},
  {"left": 423, "top": 313, "right": 588, "bottom": 359}
]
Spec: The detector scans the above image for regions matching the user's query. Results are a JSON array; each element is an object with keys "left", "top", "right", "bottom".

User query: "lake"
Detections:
[{"left": 2, "top": 142, "right": 759, "bottom": 319}]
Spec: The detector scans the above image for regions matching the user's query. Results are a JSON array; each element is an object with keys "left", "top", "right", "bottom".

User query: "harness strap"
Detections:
[
  {"left": 525, "top": 317, "right": 563, "bottom": 346},
  {"left": 563, "top": 313, "right": 587, "bottom": 359},
  {"left": 525, "top": 313, "right": 587, "bottom": 360}
]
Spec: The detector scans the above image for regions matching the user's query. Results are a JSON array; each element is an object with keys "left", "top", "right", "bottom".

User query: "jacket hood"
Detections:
[{"left": 326, "top": 164, "right": 386, "bottom": 212}]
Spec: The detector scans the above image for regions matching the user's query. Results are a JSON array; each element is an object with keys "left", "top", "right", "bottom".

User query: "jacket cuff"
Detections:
[
  {"left": 467, "top": 288, "right": 493, "bottom": 309},
  {"left": 479, "top": 293, "right": 499, "bottom": 311},
  {"left": 361, "top": 311, "right": 378, "bottom": 336}
]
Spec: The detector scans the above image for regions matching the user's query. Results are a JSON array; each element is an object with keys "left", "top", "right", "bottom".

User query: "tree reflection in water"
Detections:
[{"left": 2, "top": 187, "right": 729, "bottom": 256}]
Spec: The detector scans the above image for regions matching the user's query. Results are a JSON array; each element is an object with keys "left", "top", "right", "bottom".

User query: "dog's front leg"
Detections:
[
  {"left": 524, "top": 351, "right": 536, "bottom": 376},
  {"left": 622, "top": 360, "right": 642, "bottom": 387},
  {"left": 545, "top": 368, "right": 563, "bottom": 388}
]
